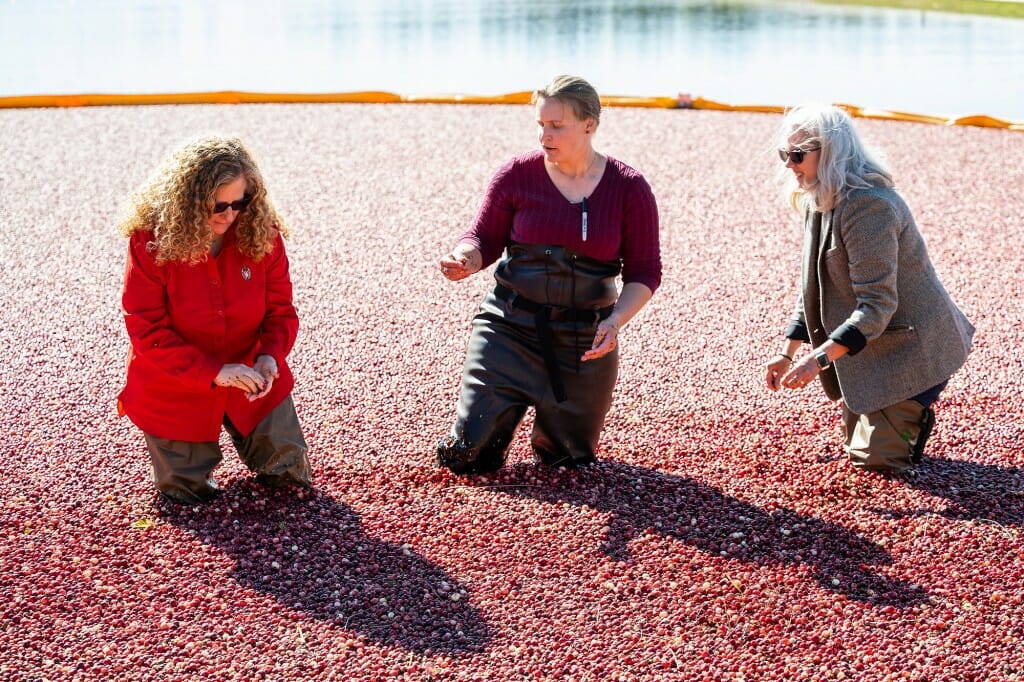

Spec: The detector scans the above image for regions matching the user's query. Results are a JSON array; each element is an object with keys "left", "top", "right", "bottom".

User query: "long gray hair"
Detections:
[{"left": 778, "top": 104, "right": 893, "bottom": 213}]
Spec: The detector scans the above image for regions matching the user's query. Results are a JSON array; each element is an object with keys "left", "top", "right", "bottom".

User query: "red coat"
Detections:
[{"left": 118, "top": 227, "right": 299, "bottom": 441}]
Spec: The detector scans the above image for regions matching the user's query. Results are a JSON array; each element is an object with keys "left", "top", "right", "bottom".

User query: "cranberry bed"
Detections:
[{"left": 1, "top": 104, "right": 1021, "bottom": 681}]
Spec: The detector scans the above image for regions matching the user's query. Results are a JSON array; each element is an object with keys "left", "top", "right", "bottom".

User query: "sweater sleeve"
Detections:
[
  {"left": 619, "top": 173, "right": 662, "bottom": 293},
  {"left": 121, "top": 233, "right": 222, "bottom": 389},
  {"left": 458, "top": 159, "right": 517, "bottom": 268}
]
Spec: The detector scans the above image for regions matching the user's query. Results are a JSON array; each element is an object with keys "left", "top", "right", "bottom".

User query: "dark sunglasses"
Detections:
[
  {"left": 778, "top": 146, "right": 821, "bottom": 164},
  {"left": 212, "top": 196, "right": 252, "bottom": 214}
]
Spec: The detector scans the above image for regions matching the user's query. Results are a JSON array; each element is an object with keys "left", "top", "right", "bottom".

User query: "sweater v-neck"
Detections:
[{"left": 539, "top": 152, "right": 610, "bottom": 205}]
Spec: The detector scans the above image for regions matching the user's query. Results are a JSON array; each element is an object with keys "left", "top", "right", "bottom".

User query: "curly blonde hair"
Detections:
[{"left": 118, "top": 135, "right": 287, "bottom": 265}]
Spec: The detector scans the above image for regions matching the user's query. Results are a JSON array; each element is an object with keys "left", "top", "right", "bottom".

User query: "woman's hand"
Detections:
[
  {"left": 780, "top": 357, "right": 820, "bottom": 391},
  {"left": 440, "top": 244, "right": 482, "bottom": 282},
  {"left": 580, "top": 283, "right": 652, "bottom": 363},
  {"left": 765, "top": 355, "right": 793, "bottom": 391},
  {"left": 215, "top": 363, "right": 267, "bottom": 395},
  {"left": 247, "top": 355, "right": 279, "bottom": 401},
  {"left": 581, "top": 320, "right": 619, "bottom": 362}
]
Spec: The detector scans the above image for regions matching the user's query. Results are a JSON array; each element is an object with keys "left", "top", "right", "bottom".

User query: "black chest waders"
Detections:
[{"left": 437, "top": 244, "right": 621, "bottom": 474}]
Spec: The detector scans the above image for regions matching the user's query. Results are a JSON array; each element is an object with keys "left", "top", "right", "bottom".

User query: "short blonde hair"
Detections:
[
  {"left": 532, "top": 75, "right": 601, "bottom": 126},
  {"left": 118, "top": 135, "right": 286, "bottom": 265}
]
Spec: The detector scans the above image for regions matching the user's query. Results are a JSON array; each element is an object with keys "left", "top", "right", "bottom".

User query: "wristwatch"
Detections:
[{"left": 814, "top": 351, "right": 832, "bottom": 370}]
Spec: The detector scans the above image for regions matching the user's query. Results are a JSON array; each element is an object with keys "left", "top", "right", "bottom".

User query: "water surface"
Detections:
[{"left": 2, "top": 0, "right": 1022, "bottom": 120}]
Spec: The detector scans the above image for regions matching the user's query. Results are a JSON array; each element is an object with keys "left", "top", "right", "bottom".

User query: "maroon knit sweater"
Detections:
[{"left": 458, "top": 150, "right": 662, "bottom": 293}]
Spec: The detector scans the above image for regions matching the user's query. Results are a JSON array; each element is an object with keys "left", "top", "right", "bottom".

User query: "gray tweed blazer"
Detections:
[{"left": 794, "top": 186, "right": 974, "bottom": 415}]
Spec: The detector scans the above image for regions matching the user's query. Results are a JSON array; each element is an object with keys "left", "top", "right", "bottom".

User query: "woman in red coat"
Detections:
[{"left": 118, "top": 135, "right": 311, "bottom": 503}]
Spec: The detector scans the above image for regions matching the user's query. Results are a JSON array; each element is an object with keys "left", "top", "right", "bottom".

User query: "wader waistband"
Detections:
[
  {"left": 494, "top": 283, "right": 614, "bottom": 403},
  {"left": 494, "top": 284, "right": 614, "bottom": 324}
]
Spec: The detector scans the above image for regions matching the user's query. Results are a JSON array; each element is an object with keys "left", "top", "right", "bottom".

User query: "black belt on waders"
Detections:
[{"left": 494, "top": 283, "right": 614, "bottom": 403}]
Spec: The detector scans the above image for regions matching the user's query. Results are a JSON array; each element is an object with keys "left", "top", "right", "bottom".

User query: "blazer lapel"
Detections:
[
  {"left": 818, "top": 209, "right": 834, "bottom": 260},
  {"left": 804, "top": 210, "right": 823, "bottom": 342},
  {"left": 810, "top": 208, "right": 842, "bottom": 401}
]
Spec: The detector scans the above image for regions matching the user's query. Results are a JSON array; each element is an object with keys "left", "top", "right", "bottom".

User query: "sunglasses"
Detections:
[
  {"left": 778, "top": 146, "right": 821, "bottom": 164},
  {"left": 212, "top": 196, "right": 252, "bottom": 214}
]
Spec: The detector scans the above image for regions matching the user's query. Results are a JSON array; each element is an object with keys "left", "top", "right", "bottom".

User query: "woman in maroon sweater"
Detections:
[{"left": 437, "top": 75, "right": 661, "bottom": 474}]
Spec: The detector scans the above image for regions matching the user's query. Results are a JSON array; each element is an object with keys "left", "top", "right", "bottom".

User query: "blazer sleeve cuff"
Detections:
[
  {"left": 830, "top": 323, "right": 867, "bottom": 355},
  {"left": 784, "top": 319, "right": 810, "bottom": 343}
]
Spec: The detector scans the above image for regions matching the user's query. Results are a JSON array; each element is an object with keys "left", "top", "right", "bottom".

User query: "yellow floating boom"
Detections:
[{"left": 0, "top": 90, "right": 1020, "bottom": 132}]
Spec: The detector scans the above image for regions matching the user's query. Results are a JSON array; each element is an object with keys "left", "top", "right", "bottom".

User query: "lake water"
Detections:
[{"left": 2, "top": 0, "right": 1023, "bottom": 121}]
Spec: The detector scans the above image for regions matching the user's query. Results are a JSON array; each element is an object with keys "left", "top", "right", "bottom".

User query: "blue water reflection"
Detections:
[{"left": 1, "top": 0, "right": 1022, "bottom": 120}]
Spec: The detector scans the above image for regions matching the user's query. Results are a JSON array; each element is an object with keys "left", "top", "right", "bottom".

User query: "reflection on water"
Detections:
[{"left": 1, "top": 0, "right": 1022, "bottom": 119}]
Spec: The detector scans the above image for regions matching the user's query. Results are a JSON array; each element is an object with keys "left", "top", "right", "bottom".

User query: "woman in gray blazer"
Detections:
[{"left": 764, "top": 105, "right": 974, "bottom": 471}]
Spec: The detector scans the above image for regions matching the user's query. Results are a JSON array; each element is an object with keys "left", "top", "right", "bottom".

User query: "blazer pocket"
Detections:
[{"left": 869, "top": 323, "right": 919, "bottom": 359}]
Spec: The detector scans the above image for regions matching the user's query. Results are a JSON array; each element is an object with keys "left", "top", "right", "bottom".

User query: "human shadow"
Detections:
[
  {"left": 160, "top": 483, "right": 489, "bottom": 655},
  {"left": 478, "top": 460, "right": 929, "bottom": 607},
  {"left": 869, "top": 457, "right": 1023, "bottom": 528}
]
